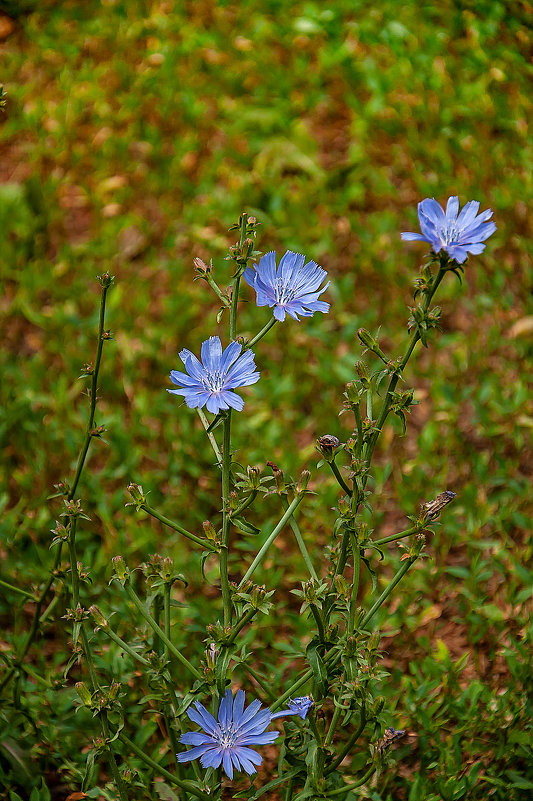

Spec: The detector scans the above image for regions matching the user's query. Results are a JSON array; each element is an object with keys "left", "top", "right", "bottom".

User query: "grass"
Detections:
[{"left": 0, "top": 1, "right": 532, "bottom": 799}]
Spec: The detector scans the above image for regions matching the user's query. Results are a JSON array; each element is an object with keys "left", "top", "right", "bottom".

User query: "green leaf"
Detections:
[
  {"left": 306, "top": 641, "right": 328, "bottom": 698},
  {"left": 241, "top": 768, "right": 301, "bottom": 800},
  {"left": 232, "top": 516, "right": 261, "bottom": 536}
]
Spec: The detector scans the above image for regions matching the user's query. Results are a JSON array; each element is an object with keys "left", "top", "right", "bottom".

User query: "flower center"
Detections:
[
  {"left": 202, "top": 369, "right": 225, "bottom": 393},
  {"left": 441, "top": 223, "right": 462, "bottom": 245},
  {"left": 214, "top": 725, "right": 238, "bottom": 749},
  {"left": 274, "top": 277, "right": 297, "bottom": 306}
]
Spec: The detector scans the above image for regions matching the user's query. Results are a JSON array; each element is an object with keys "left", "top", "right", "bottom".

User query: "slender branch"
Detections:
[
  {"left": 326, "top": 702, "right": 366, "bottom": 774},
  {"left": 122, "top": 584, "right": 202, "bottom": 681},
  {"left": 363, "top": 268, "right": 445, "bottom": 472},
  {"left": 119, "top": 733, "right": 213, "bottom": 801},
  {"left": 196, "top": 407, "right": 222, "bottom": 463},
  {"left": 282, "top": 497, "right": 318, "bottom": 582},
  {"left": 347, "top": 533, "right": 361, "bottom": 635},
  {"left": 220, "top": 412, "right": 233, "bottom": 627},
  {"left": 227, "top": 607, "right": 257, "bottom": 644},
  {"left": 231, "top": 489, "right": 257, "bottom": 518},
  {"left": 309, "top": 603, "right": 326, "bottom": 643},
  {"left": 239, "top": 495, "right": 304, "bottom": 586},
  {"left": 359, "top": 556, "right": 416, "bottom": 630},
  {"left": 323, "top": 765, "right": 376, "bottom": 796},
  {"left": 141, "top": 502, "right": 218, "bottom": 552},
  {"left": 372, "top": 525, "right": 419, "bottom": 548},
  {"left": 328, "top": 461, "right": 351, "bottom": 497},
  {"left": 244, "top": 317, "right": 277, "bottom": 350},
  {"left": 0, "top": 579, "right": 38, "bottom": 601}
]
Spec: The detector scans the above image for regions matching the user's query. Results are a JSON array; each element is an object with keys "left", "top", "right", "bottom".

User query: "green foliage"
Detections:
[{"left": 0, "top": 1, "right": 531, "bottom": 799}]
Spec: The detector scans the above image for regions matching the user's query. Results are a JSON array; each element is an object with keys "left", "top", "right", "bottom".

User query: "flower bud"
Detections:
[
  {"left": 111, "top": 555, "right": 129, "bottom": 583},
  {"left": 193, "top": 257, "right": 210, "bottom": 276},
  {"left": 76, "top": 682, "right": 93, "bottom": 707},
  {"left": 89, "top": 605, "right": 108, "bottom": 630},
  {"left": 297, "top": 470, "right": 311, "bottom": 494}
]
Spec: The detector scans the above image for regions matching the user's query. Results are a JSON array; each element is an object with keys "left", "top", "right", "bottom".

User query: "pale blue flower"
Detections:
[
  {"left": 168, "top": 336, "right": 259, "bottom": 414},
  {"left": 177, "top": 689, "right": 279, "bottom": 779},
  {"left": 401, "top": 196, "right": 496, "bottom": 264},
  {"left": 271, "top": 695, "right": 313, "bottom": 721},
  {"left": 243, "top": 251, "right": 329, "bottom": 322}
]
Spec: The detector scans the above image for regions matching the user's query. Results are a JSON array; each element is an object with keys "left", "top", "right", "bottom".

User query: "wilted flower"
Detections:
[
  {"left": 177, "top": 689, "right": 279, "bottom": 779},
  {"left": 243, "top": 250, "right": 329, "bottom": 321},
  {"left": 168, "top": 336, "right": 259, "bottom": 414},
  {"left": 401, "top": 196, "right": 496, "bottom": 264}
]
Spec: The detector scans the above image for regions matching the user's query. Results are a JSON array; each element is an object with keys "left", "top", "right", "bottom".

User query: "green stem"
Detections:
[
  {"left": 359, "top": 557, "right": 416, "bottom": 630},
  {"left": 282, "top": 497, "right": 318, "bottom": 582},
  {"left": 372, "top": 525, "right": 419, "bottom": 548},
  {"left": 96, "top": 621, "right": 150, "bottom": 666},
  {"left": 230, "top": 277, "right": 241, "bottom": 341},
  {"left": 353, "top": 402, "right": 363, "bottom": 458},
  {"left": 309, "top": 603, "right": 326, "bottom": 642},
  {"left": 205, "top": 273, "right": 231, "bottom": 308},
  {"left": 220, "top": 413, "right": 233, "bottom": 627},
  {"left": 70, "top": 280, "right": 111, "bottom": 500},
  {"left": 328, "top": 461, "right": 351, "bottom": 497},
  {"left": 326, "top": 702, "right": 366, "bottom": 774},
  {"left": 123, "top": 584, "right": 202, "bottom": 681},
  {"left": 323, "top": 766, "right": 376, "bottom": 796},
  {"left": 0, "top": 579, "right": 38, "bottom": 601},
  {"left": 363, "top": 268, "right": 445, "bottom": 473},
  {"left": 164, "top": 581, "right": 171, "bottom": 661},
  {"left": 141, "top": 503, "right": 217, "bottom": 552},
  {"left": 231, "top": 489, "right": 257, "bottom": 518},
  {"left": 347, "top": 534, "right": 361, "bottom": 635},
  {"left": 240, "top": 495, "right": 304, "bottom": 586},
  {"left": 119, "top": 733, "right": 213, "bottom": 801},
  {"left": 324, "top": 704, "right": 343, "bottom": 747},
  {"left": 227, "top": 607, "right": 257, "bottom": 644},
  {"left": 197, "top": 407, "right": 223, "bottom": 464},
  {"left": 243, "top": 663, "right": 276, "bottom": 702},
  {"left": 0, "top": 549, "right": 63, "bottom": 694},
  {"left": 245, "top": 317, "right": 277, "bottom": 350}
]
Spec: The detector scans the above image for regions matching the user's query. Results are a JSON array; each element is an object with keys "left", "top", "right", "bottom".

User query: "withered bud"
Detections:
[
  {"left": 193, "top": 257, "right": 210, "bottom": 276},
  {"left": 316, "top": 435, "right": 340, "bottom": 462}
]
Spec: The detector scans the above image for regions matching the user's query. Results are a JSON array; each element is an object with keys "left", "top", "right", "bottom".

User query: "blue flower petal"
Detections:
[
  {"left": 245, "top": 250, "right": 329, "bottom": 321},
  {"left": 402, "top": 197, "right": 496, "bottom": 263}
]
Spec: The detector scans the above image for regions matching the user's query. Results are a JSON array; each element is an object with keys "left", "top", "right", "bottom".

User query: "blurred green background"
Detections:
[{"left": 1, "top": 1, "right": 532, "bottom": 799}]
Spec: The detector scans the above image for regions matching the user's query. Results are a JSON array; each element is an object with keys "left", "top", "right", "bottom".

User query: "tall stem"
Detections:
[{"left": 220, "top": 413, "right": 233, "bottom": 627}]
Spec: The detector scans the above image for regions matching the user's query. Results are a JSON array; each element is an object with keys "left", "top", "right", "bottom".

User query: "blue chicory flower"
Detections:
[
  {"left": 177, "top": 689, "right": 280, "bottom": 779},
  {"left": 271, "top": 695, "right": 314, "bottom": 721},
  {"left": 243, "top": 250, "right": 330, "bottom": 322},
  {"left": 168, "top": 336, "right": 259, "bottom": 414},
  {"left": 401, "top": 196, "right": 496, "bottom": 264}
]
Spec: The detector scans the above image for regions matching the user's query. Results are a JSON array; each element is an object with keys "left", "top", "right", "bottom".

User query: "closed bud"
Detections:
[
  {"left": 111, "top": 555, "right": 128, "bottom": 583},
  {"left": 76, "top": 681, "right": 93, "bottom": 707},
  {"left": 202, "top": 521, "right": 217, "bottom": 541},
  {"left": 334, "top": 575, "right": 349, "bottom": 601},
  {"left": 161, "top": 556, "right": 173, "bottom": 581},
  {"left": 97, "top": 272, "right": 114, "bottom": 288},
  {"left": 357, "top": 328, "right": 376, "bottom": 349},
  {"left": 247, "top": 465, "right": 261, "bottom": 490},
  {"left": 297, "top": 470, "right": 311, "bottom": 494},
  {"left": 345, "top": 635, "right": 357, "bottom": 657},
  {"left": 355, "top": 361, "right": 368, "bottom": 380},
  {"left": 89, "top": 605, "right": 108, "bottom": 630},
  {"left": 126, "top": 483, "right": 147, "bottom": 511},
  {"left": 267, "top": 461, "right": 286, "bottom": 494},
  {"left": 109, "top": 682, "right": 120, "bottom": 701}
]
